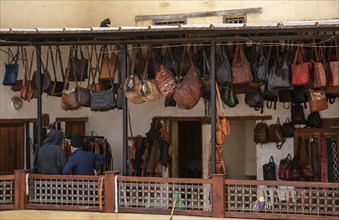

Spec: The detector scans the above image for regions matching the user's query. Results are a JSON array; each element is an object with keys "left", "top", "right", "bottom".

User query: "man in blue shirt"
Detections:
[{"left": 62, "top": 133, "right": 106, "bottom": 175}]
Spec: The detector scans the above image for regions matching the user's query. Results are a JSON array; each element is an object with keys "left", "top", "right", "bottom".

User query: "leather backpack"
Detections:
[
  {"left": 291, "top": 103, "right": 306, "bottom": 125},
  {"left": 268, "top": 118, "right": 285, "bottom": 149},
  {"left": 253, "top": 121, "right": 269, "bottom": 144}
]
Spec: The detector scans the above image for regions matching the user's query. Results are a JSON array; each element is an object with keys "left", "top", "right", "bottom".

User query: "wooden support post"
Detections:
[
  {"left": 212, "top": 174, "right": 225, "bottom": 218},
  {"left": 14, "top": 169, "right": 29, "bottom": 210},
  {"left": 104, "top": 171, "right": 120, "bottom": 213}
]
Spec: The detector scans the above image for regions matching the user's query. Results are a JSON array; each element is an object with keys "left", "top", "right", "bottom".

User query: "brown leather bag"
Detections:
[
  {"left": 155, "top": 64, "right": 176, "bottom": 96},
  {"left": 20, "top": 47, "right": 35, "bottom": 102},
  {"left": 308, "top": 88, "right": 328, "bottom": 112},
  {"left": 313, "top": 46, "right": 327, "bottom": 87},
  {"left": 61, "top": 88, "right": 79, "bottom": 110},
  {"left": 173, "top": 52, "right": 202, "bottom": 110},
  {"left": 231, "top": 45, "right": 253, "bottom": 84},
  {"left": 291, "top": 46, "right": 311, "bottom": 86},
  {"left": 100, "top": 45, "right": 117, "bottom": 80},
  {"left": 76, "top": 87, "right": 91, "bottom": 107}
]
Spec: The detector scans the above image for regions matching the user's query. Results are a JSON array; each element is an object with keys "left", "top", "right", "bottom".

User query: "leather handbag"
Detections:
[
  {"left": 278, "top": 89, "right": 292, "bottom": 109},
  {"left": 268, "top": 118, "right": 285, "bottom": 149},
  {"left": 216, "top": 45, "right": 232, "bottom": 85},
  {"left": 155, "top": 64, "right": 176, "bottom": 96},
  {"left": 90, "top": 88, "right": 116, "bottom": 111},
  {"left": 292, "top": 86, "right": 308, "bottom": 107},
  {"left": 308, "top": 88, "right": 328, "bottom": 112},
  {"left": 245, "top": 86, "right": 263, "bottom": 111},
  {"left": 291, "top": 103, "right": 306, "bottom": 125},
  {"left": 282, "top": 118, "right": 294, "bottom": 138},
  {"left": 77, "top": 86, "right": 91, "bottom": 107},
  {"left": 100, "top": 45, "right": 117, "bottom": 80},
  {"left": 253, "top": 121, "right": 269, "bottom": 144},
  {"left": 66, "top": 46, "right": 88, "bottom": 82},
  {"left": 20, "top": 47, "right": 35, "bottom": 102},
  {"left": 263, "top": 84, "right": 278, "bottom": 110},
  {"left": 268, "top": 51, "right": 292, "bottom": 90},
  {"left": 312, "top": 46, "right": 327, "bottom": 87},
  {"left": 292, "top": 46, "right": 311, "bottom": 86},
  {"left": 164, "top": 95, "right": 176, "bottom": 107},
  {"left": 139, "top": 54, "right": 161, "bottom": 102},
  {"left": 329, "top": 61, "right": 339, "bottom": 86},
  {"left": 307, "top": 112, "right": 322, "bottom": 128},
  {"left": 61, "top": 88, "right": 79, "bottom": 110},
  {"left": 231, "top": 45, "right": 253, "bottom": 84},
  {"left": 291, "top": 137, "right": 302, "bottom": 180},
  {"left": 3, "top": 47, "right": 20, "bottom": 86},
  {"left": 221, "top": 84, "right": 238, "bottom": 108},
  {"left": 263, "top": 156, "right": 276, "bottom": 180},
  {"left": 252, "top": 47, "right": 269, "bottom": 83},
  {"left": 278, "top": 154, "right": 292, "bottom": 180},
  {"left": 11, "top": 80, "right": 23, "bottom": 92},
  {"left": 174, "top": 49, "right": 203, "bottom": 110},
  {"left": 87, "top": 45, "right": 102, "bottom": 92},
  {"left": 124, "top": 50, "right": 145, "bottom": 104},
  {"left": 302, "top": 141, "right": 315, "bottom": 178},
  {"left": 33, "top": 47, "right": 52, "bottom": 93},
  {"left": 46, "top": 47, "right": 68, "bottom": 97}
]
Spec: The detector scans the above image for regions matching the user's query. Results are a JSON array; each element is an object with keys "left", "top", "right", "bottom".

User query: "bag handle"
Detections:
[
  {"left": 86, "top": 45, "right": 94, "bottom": 87},
  {"left": 176, "top": 46, "right": 187, "bottom": 86},
  {"left": 91, "top": 45, "right": 104, "bottom": 90},
  {"left": 20, "top": 47, "right": 28, "bottom": 84},
  {"left": 55, "top": 46, "right": 65, "bottom": 82},
  {"left": 49, "top": 47, "right": 57, "bottom": 82},
  {"left": 28, "top": 48, "right": 34, "bottom": 81},
  {"left": 269, "top": 156, "right": 274, "bottom": 163}
]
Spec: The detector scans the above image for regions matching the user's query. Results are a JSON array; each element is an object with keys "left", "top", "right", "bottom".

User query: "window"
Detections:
[
  {"left": 153, "top": 19, "right": 186, "bottom": 26},
  {"left": 223, "top": 15, "right": 246, "bottom": 24}
]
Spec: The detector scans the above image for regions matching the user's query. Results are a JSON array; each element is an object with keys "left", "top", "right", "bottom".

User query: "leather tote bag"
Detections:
[
  {"left": 282, "top": 118, "right": 294, "bottom": 138},
  {"left": 221, "top": 84, "right": 238, "bottom": 108},
  {"left": 329, "top": 39, "right": 339, "bottom": 86},
  {"left": 268, "top": 53, "right": 292, "bottom": 90},
  {"left": 291, "top": 103, "right": 306, "bottom": 125},
  {"left": 231, "top": 45, "right": 253, "bottom": 84},
  {"left": 173, "top": 49, "right": 203, "bottom": 110},
  {"left": 3, "top": 47, "right": 20, "bottom": 86},
  {"left": 90, "top": 88, "right": 116, "bottom": 111},
  {"left": 20, "top": 48, "right": 35, "bottom": 102},
  {"left": 278, "top": 154, "right": 292, "bottom": 180},
  {"left": 46, "top": 47, "right": 67, "bottom": 97},
  {"left": 100, "top": 45, "right": 117, "bottom": 80},
  {"left": 312, "top": 46, "right": 327, "bottom": 87},
  {"left": 308, "top": 88, "right": 328, "bottom": 112},
  {"left": 216, "top": 45, "right": 232, "bottom": 85},
  {"left": 252, "top": 47, "right": 269, "bottom": 83},
  {"left": 245, "top": 86, "right": 264, "bottom": 112},
  {"left": 268, "top": 118, "right": 285, "bottom": 149},
  {"left": 66, "top": 46, "right": 88, "bottom": 82},
  {"left": 292, "top": 46, "right": 311, "bottom": 86},
  {"left": 156, "top": 47, "right": 176, "bottom": 97},
  {"left": 263, "top": 156, "right": 276, "bottom": 180}
]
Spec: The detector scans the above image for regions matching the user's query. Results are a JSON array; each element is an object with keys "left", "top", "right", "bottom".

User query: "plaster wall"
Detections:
[{"left": 0, "top": 1, "right": 338, "bottom": 177}]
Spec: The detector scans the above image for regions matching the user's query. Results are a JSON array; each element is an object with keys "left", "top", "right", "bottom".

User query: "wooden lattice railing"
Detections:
[
  {"left": 116, "top": 176, "right": 213, "bottom": 217},
  {"left": 26, "top": 174, "right": 105, "bottom": 212},
  {"left": 224, "top": 179, "right": 339, "bottom": 219},
  {"left": 0, "top": 174, "right": 15, "bottom": 210},
  {"left": 1, "top": 171, "right": 338, "bottom": 219}
]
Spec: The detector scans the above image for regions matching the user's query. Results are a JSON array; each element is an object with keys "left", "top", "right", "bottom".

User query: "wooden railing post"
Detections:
[
  {"left": 14, "top": 169, "right": 30, "bottom": 210},
  {"left": 104, "top": 171, "right": 120, "bottom": 213},
  {"left": 212, "top": 174, "right": 225, "bottom": 218}
]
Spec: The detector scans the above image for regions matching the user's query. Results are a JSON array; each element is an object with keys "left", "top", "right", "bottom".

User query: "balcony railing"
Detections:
[{"left": 1, "top": 170, "right": 338, "bottom": 219}]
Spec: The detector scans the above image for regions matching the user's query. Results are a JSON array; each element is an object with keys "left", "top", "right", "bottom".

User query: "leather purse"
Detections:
[
  {"left": 282, "top": 118, "right": 294, "bottom": 138},
  {"left": 291, "top": 103, "right": 306, "bottom": 125},
  {"left": 76, "top": 86, "right": 91, "bottom": 107},
  {"left": 291, "top": 137, "right": 302, "bottom": 180},
  {"left": 139, "top": 55, "right": 161, "bottom": 102},
  {"left": 20, "top": 47, "right": 35, "bottom": 102},
  {"left": 312, "top": 46, "right": 327, "bottom": 87},
  {"left": 252, "top": 47, "right": 269, "bottom": 83},
  {"left": 278, "top": 89, "right": 292, "bottom": 109},
  {"left": 231, "top": 45, "right": 253, "bottom": 84},
  {"left": 253, "top": 121, "right": 269, "bottom": 144},
  {"left": 268, "top": 50, "right": 292, "bottom": 90},
  {"left": 61, "top": 88, "right": 79, "bottom": 110},
  {"left": 292, "top": 46, "right": 311, "bottom": 86},
  {"left": 100, "top": 45, "right": 117, "bottom": 80},
  {"left": 268, "top": 118, "right": 285, "bottom": 149},
  {"left": 307, "top": 112, "right": 322, "bottom": 128},
  {"left": 174, "top": 49, "right": 203, "bottom": 110},
  {"left": 155, "top": 64, "right": 176, "bottom": 96},
  {"left": 263, "top": 156, "right": 276, "bottom": 180},
  {"left": 90, "top": 88, "right": 116, "bottom": 111},
  {"left": 67, "top": 46, "right": 88, "bottom": 82},
  {"left": 221, "top": 84, "right": 238, "bottom": 108},
  {"left": 308, "top": 88, "right": 328, "bottom": 112},
  {"left": 216, "top": 45, "right": 232, "bottom": 85},
  {"left": 278, "top": 154, "right": 292, "bottom": 180},
  {"left": 3, "top": 47, "right": 19, "bottom": 86},
  {"left": 245, "top": 86, "right": 264, "bottom": 111}
]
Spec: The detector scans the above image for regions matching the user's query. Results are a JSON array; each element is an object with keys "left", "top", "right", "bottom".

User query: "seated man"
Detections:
[{"left": 62, "top": 133, "right": 106, "bottom": 175}]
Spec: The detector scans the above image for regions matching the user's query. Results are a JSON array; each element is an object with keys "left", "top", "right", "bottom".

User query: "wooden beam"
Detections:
[
  {"left": 152, "top": 115, "right": 272, "bottom": 122},
  {"left": 55, "top": 117, "right": 88, "bottom": 122},
  {"left": 135, "top": 7, "right": 263, "bottom": 21}
]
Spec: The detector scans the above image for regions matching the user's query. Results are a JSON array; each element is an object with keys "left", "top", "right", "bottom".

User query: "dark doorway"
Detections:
[{"left": 178, "top": 121, "right": 202, "bottom": 178}]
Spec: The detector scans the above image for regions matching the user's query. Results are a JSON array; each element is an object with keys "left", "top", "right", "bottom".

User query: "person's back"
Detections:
[
  {"left": 62, "top": 133, "right": 106, "bottom": 175},
  {"left": 37, "top": 130, "right": 65, "bottom": 174}
]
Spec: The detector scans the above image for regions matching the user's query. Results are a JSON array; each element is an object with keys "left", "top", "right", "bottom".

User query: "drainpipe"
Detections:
[{"left": 210, "top": 41, "right": 216, "bottom": 175}]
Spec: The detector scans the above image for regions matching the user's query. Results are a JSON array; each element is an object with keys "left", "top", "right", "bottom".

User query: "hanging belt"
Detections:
[
  {"left": 327, "top": 137, "right": 335, "bottom": 182},
  {"left": 320, "top": 137, "right": 328, "bottom": 182},
  {"left": 313, "top": 138, "right": 321, "bottom": 182},
  {"left": 329, "top": 137, "right": 339, "bottom": 183}
]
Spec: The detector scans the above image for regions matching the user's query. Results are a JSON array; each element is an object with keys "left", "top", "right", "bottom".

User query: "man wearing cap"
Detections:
[
  {"left": 36, "top": 129, "right": 66, "bottom": 174},
  {"left": 62, "top": 133, "right": 106, "bottom": 175}
]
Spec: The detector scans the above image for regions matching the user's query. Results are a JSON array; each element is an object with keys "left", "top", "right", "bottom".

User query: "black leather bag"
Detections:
[
  {"left": 278, "top": 89, "right": 292, "bottom": 109},
  {"left": 90, "top": 88, "right": 116, "bottom": 111},
  {"left": 165, "top": 95, "right": 176, "bottom": 107},
  {"left": 263, "top": 84, "right": 278, "bottom": 110},
  {"left": 268, "top": 55, "right": 292, "bottom": 90},
  {"left": 282, "top": 118, "right": 294, "bottom": 138},
  {"left": 245, "top": 87, "right": 264, "bottom": 112},
  {"left": 221, "top": 84, "right": 238, "bottom": 108},
  {"left": 307, "top": 112, "right": 322, "bottom": 128},
  {"left": 116, "top": 85, "right": 123, "bottom": 110},
  {"left": 67, "top": 46, "right": 88, "bottom": 82},
  {"left": 252, "top": 48, "right": 269, "bottom": 83},
  {"left": 292, "top": 86, "right": 308, "bottom": 108},
  {"left": 216, "top": 46, "right": 232, "bottom": 85},
  {"left": 77, "top": 87, "right": 91, "bottom": 107},
  {"left": 263, "top": 156, "right": 276, "bottom": 180},
  {"left": 291, "top": 103, "right": 306, "bottom": 125}
]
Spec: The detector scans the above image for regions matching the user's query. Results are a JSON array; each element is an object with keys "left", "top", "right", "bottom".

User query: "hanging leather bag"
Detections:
[
  {"left": 231, "top": 45, "right": 253, "bottom": 84},
  {"left": 292, "top": 46, "right": 311, "bottom": 86},
  {"left": 268, "top": 118, "right": 285, "bottom": 149},
  {"left": 263, "top": 156, "right": 276, "bottom": 180},
  {"left": 291, "top": 137, "right": 302, "bottom": 180},
  {"left": 3, "top": 47, "right": 20, "bottom": 86},
  {"left": 252, "top": 47, "right": 269, "bottom": 83},
  {"left": 329, "top": 39, "right": 339, "bottom": 86},
  {"left": 100, "top": 45, "right": 117, "bottom": 80},
  {"left": 282, "top": 118, "right": 294, "bottom": 138},
  {"left": 278, "top": 154, "right": 292, "bottom": 180},
  {"left": 216, "top": 45, "right": 232, "bottom": 85},
  {"left": 267, "top": 51, "right": 292, "bottom": 90},
  {"left": 278, "top": 89, "right": 292, "bottom": 109},
  {"left": 253, "top": 121, "right": 269, "bottom": 144},
  {"left": 155, "top": 47, "right": 176, "bottom": 97},
  {"left": 20, "top": 47, "right": 35, "bottom": 102},
  {"left": 173, "top": 48, "right": 203, "bottom": 110},
  {"left": 90, "top": 87, "right": 116, "bottom": 111},
  {"left": 245, "top": 86, "right": 264, "bottom": 112},
  {"left": 263, "top": 83, "right": 278, "bottom": 110},
  {"left": 46, "top": 47, "right": 67, "bottom": 97},
  {"left": 312, "top": 45, "right": 327, "bottom": 87},
  {"left": 302, "top": 140, "right": 315, "bottom": 178},
  {"left": 66, "top": 46, "right": 88, "bottom": 81},
  {"left": 307, "top": 112, "right": 322, "bottom": 128},
  {"left": 221, "top": 84, "right": 238, "bottom": 108},
  {"left": 308, "top": 88, "right": 328, "bottom": 112},
  {"left": 291, "top": 103, "right": 306, "bottom": 125},
  {"left": 292, "top": 86, "right": 308, "bottom": 108}
]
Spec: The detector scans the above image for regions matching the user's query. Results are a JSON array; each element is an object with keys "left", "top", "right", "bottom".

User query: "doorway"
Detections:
[{"left": 178, "top": 121, "right": 202, "bottom": 178}]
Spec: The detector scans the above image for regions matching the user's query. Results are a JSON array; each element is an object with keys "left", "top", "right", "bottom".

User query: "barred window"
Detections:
[
  {"left": 223, "top": 16, "right": 246, "bottom": 24},
  {"left": 153, "top": 20, "right": 186, "bottom": 26}
]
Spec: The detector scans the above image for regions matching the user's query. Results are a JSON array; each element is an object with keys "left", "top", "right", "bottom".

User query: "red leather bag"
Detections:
[
  {"left": 231, "top": 45, "right": 253, "bottom": 84},
  {"left": 292, "top": 46, "right": 311, "bottom": 86},
  {"left": 278, "top": 154, "right": 292, "bottom": 180},
  {"left": 155, "top": 64, "right": 176, "bottom": 96}
]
